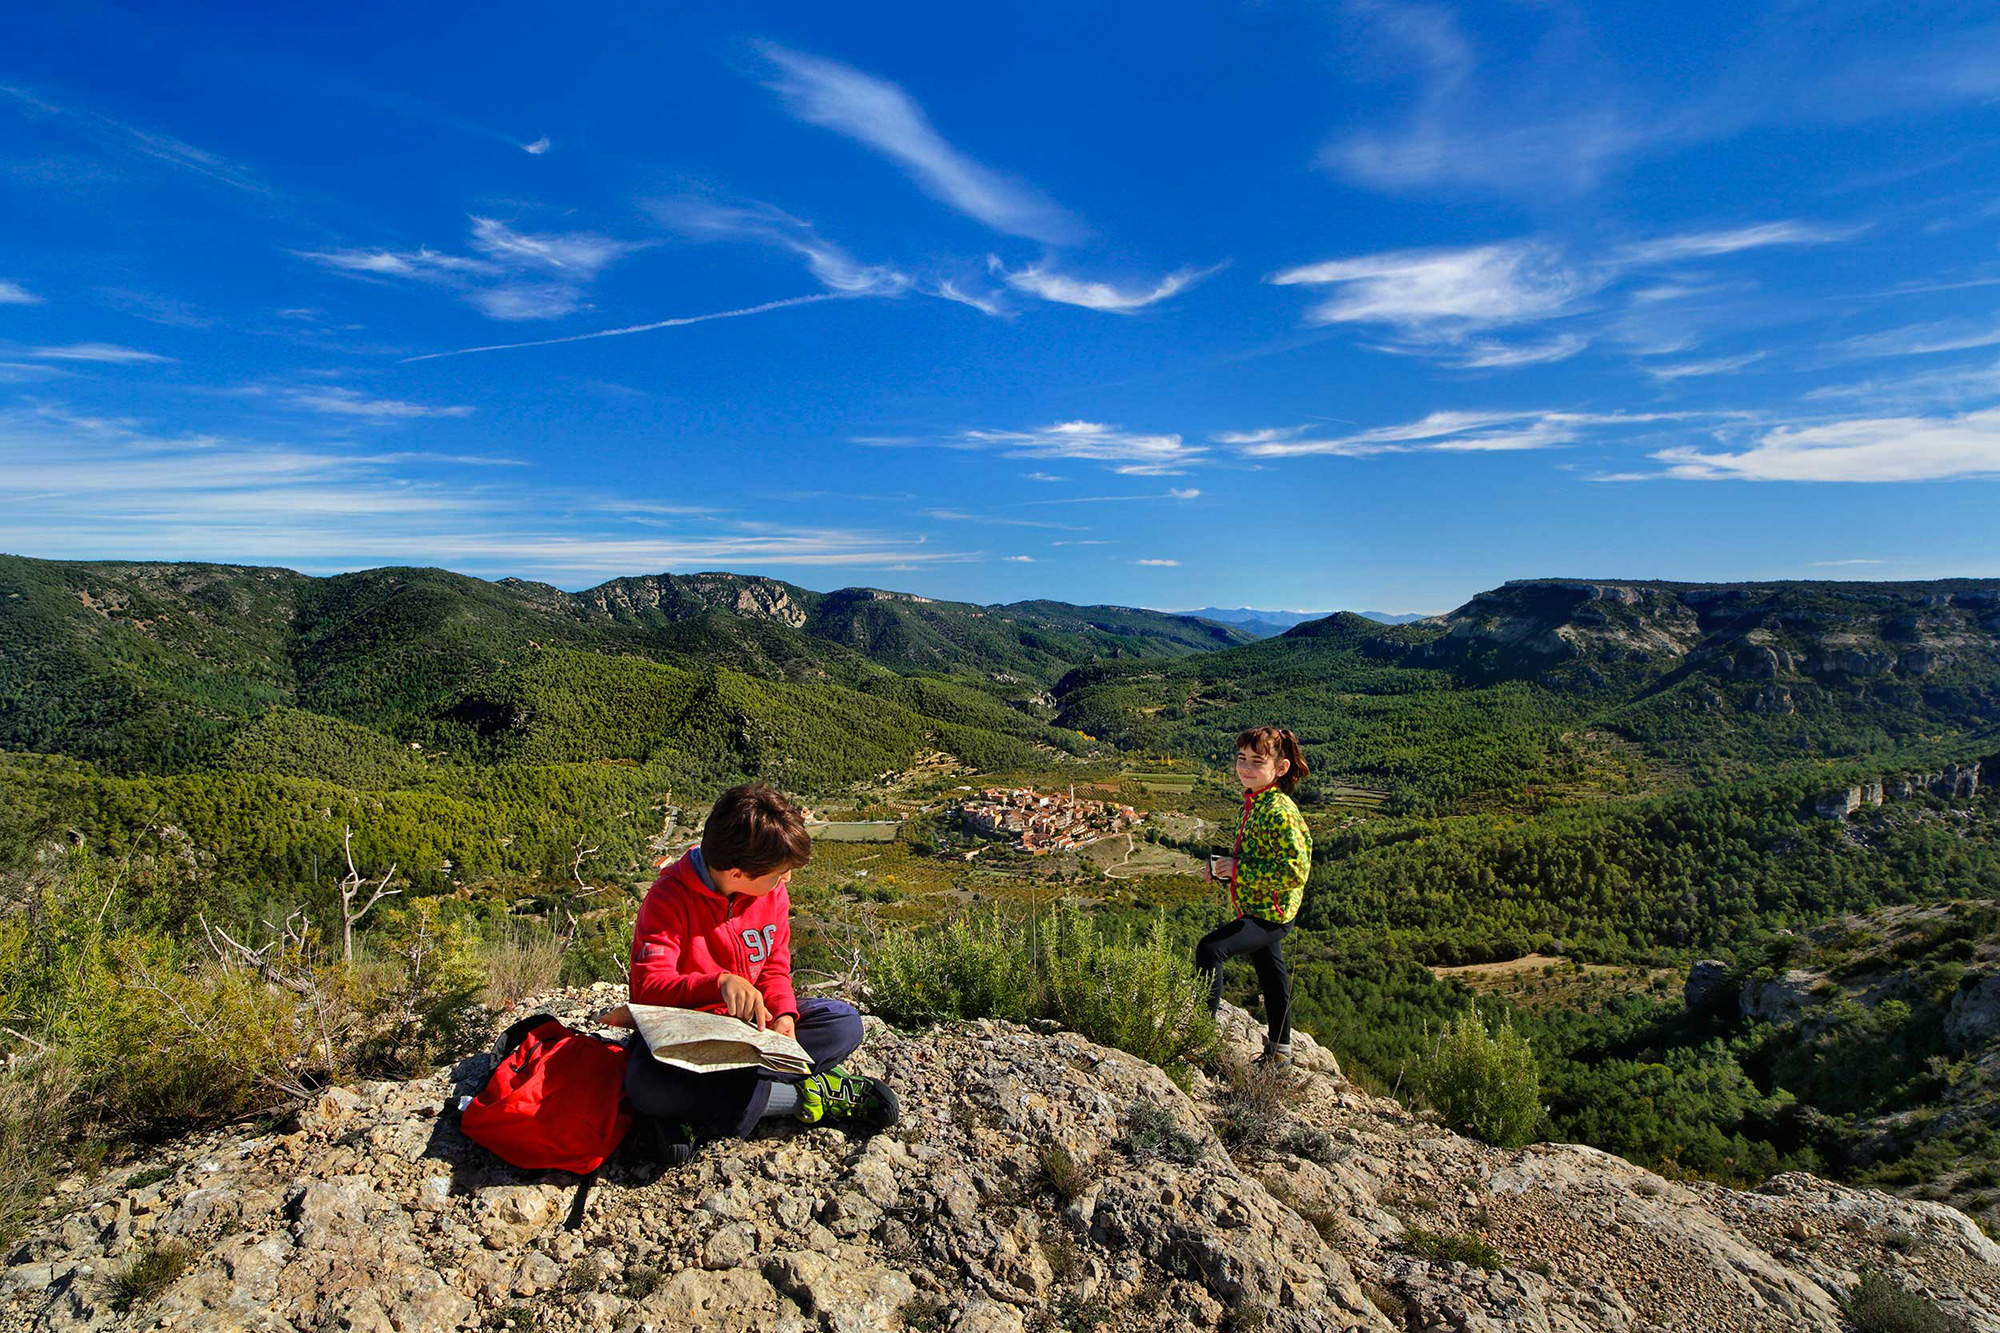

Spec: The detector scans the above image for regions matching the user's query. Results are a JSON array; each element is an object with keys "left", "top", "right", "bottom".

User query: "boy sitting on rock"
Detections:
[{"left": 616, "top": 782, "right": 898, "bottom": 1150}]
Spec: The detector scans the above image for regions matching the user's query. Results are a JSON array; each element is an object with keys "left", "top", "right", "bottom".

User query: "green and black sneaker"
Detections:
[{"left": 796, "top": 1066, "right": 900, "bottom": 1133}]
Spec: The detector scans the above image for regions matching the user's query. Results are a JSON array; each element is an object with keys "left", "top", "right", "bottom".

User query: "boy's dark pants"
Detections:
[
  {"left": 1195, "top": 916, "right": 1294, "bottom": 1047},
  {"left": 623, "top": 997, "right": 863, "bottom": 1140}
]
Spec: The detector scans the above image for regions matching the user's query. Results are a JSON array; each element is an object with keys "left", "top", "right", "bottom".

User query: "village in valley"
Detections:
[{"left": 956, "top": 784, "right": 1144, "bottom": 855}]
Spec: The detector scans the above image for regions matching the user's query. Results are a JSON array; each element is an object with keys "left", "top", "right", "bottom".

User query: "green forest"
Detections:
[{"left": 4, "top": 557, "right": 1999, "bottom": 1242}]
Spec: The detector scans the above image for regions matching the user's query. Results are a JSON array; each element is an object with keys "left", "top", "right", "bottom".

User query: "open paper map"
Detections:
[{"left": 626, "top": 1004, "right": 813, "bottom": 1076}]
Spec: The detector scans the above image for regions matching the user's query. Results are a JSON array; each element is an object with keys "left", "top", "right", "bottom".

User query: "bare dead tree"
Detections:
[
  {"left": 338, "top": 825, "right": 400, "bottom": 965},
  {"left": 197, "top": 909, "right": 347, "bottom": 1074},
  {"left": 200, "top": 910, "right": 314, "bottom": 996},
  {"left": 570, "top": 837, "right": 606, "bottom": 897},
  {"left": 129, "top": 951, "right": 327, "bottom": 1104},
  {"left": 792, "top": 902, "right": 868, "bottom": 1001}
]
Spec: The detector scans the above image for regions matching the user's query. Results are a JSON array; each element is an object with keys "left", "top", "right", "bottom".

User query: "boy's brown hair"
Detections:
[{"left": 700, "top": 782, "right": 813, "bottom": 876}]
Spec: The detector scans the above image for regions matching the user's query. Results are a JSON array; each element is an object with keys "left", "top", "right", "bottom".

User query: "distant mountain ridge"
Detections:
[
  {"left": 1057, "top": 575, "right": 2000, "bottom": 807},
  {"left": 1177, "top": 606, "right": 1431, "bottom": 638},
  {"left": 0, "top": 555, "right": 1250, "bottom": 775}
]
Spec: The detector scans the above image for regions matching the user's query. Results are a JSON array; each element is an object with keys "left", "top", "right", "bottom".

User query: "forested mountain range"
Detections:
[
  {"left": 5, "top": 555, "right": 2000, "bottom": 1223},
  {"left": 1174, "top": 606, "right": 1431, "bottom": 637},
  {"left": 1056, "top": 577, "right": 2000, "bottom": 809},
  {"left": 0, "top": 556, "right": 1245, "bottom": 774}
]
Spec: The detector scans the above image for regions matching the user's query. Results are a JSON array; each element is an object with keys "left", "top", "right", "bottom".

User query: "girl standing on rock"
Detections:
[{"left": 1197, "top": 726, "right": 1313, "bottom": 1066}]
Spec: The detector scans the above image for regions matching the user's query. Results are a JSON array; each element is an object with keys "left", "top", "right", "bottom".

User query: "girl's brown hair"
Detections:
[{"left": 1236, "top": 726, "right": 1308, "bottom": 796}]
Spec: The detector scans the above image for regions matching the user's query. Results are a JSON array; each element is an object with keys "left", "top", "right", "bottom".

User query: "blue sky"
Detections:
[{"left": 3, "top": 2, "right": 1999, "bottom": 614}]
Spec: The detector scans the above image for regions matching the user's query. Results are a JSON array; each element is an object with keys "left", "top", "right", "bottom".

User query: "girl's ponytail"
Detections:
[
  {"left": 1275, "top": 727, "right": 1308, "bottom": 796},
  {"left": 1235, "top": 725, "right": 1309, "bottom": 796}
]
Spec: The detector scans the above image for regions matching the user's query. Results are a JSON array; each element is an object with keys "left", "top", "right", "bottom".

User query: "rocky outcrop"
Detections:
[
  {"left": 1811, "top": 784, "right": 1883, "bottom": 819},
  {"left": 5, "top": 993, "right": 1998, "bottom": 1333},
  {"left": 1809, "top": 763, "right": 1983, "bottom": 818},
  {"left": 1741, "top": 970, "right": 1825, "bottom": 1024},
  {"left": 576, "top": 574, "right": 813, "bottom": 629},
  {"left": 1949, "top": 971, "right": 2000, "bottom": 1054},
  {"left": 1685, "top": 960, "right": 1732, "bottom": 1011}
]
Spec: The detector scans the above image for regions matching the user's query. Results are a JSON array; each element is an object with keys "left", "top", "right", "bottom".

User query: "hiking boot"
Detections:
[
  {"left": 626, "top": 1118, "right": 700, "bottom": 1176},
  {"left": 1254, "top": 1043, "right": 1293, "bottom": 1072},
  {"left": 797, "top": 1066, "right": 900, "bottom": 1132}
]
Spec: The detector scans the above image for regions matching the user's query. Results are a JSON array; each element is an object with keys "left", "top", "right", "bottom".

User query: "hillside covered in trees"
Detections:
[
  {"left": 4, "top": 558, "right": 1999, "bottom": 1234},
  {"left": 1054, "top": 577, "right": 2000, "bottom": 810}
]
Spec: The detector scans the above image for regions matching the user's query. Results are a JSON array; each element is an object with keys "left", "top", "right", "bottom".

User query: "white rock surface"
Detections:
[{"left": 3, "top": 993, "right": 1996, "bottom": 1332}]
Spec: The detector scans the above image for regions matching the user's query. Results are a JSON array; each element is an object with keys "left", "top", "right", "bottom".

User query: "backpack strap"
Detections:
[
  {"left": 494, "top": 1013, "right": 559, "bottom": 1061},
  {"left": 563, "top": 1168, "right": 598, "bottom": 1231}
]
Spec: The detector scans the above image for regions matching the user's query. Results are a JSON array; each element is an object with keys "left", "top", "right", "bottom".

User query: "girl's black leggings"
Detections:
[{"left": 1194, "top": 915, "right": 1294, "bottom": 1047}]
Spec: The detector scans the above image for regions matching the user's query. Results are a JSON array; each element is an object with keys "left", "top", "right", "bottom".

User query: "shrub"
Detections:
[
  {"left": 480, "top": 923, "right": 568, "bottom": 1010},
  {"left": 1399, "top": 1226, "right": 1503, "bottom": 1271},
  {"left": 1117, "top": 1101, "right": 1207, "bottom": 1165},
  {"left": 866, "top": 911, "right": 1038, "bottom": 1028},
  {"left": 560, "top": 897, "right": 639, "bottom": 987},
  {"left": 1043, "top": 908, "right": 1216, "bottom": 1077},
  {"left": 1413, "top": 1008, "right": 1542, "bottom": 1149},
  {"left": 1039, "top": 1142, "right": 1092, "bottom": 1203},
  {"left": 110, "top": 1238, "right": 192, "bottom": 1311},
  {"left": 356, "top": 899, "right": 484, "bottom": 1075},
  {"left": 1843, "top": 1271, "right": 1972, "bottom": 1333},
  {"left": 0, "top": 1059, "right": 78, "bottom": 1250},
  {"left": 864, "top": 906, "right": 1214, "bottom": 1076}
]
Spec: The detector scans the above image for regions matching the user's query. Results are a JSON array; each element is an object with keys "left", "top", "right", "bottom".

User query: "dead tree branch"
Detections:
[{"left": 339, "top": 825, "right": 400, "bottom": 965}]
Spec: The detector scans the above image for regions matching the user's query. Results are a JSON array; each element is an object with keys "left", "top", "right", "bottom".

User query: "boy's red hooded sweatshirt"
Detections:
[{"left": 628, "top": 850, "right": 798, "bottom": 1020}]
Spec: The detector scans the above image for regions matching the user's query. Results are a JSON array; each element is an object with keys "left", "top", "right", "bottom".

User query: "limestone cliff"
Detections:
[
  {"left": 1388, "top": 578, "right": 2000, "bottom": 703},
  {"left": 4, "top": 996, "right": 1996, "bottom": 1333}
]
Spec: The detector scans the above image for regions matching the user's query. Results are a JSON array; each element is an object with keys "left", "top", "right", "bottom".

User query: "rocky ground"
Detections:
[{"left": 4, "top": 990, "right": 1998, "bottom": 1333}]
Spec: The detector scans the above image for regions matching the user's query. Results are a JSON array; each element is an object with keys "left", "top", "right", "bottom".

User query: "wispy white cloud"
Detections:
[
  {"left": 930, "top": 280, "right": 1004, "bottom": 316},
  {"left": 757, "top": 43, "right": 1081, "bottom": 244},
  {"left": 1322, "top": 3, "right": 1653, "bottom": 197},
  {"left": 1642, "top": 352, "right": 1766, "bottom": 381},
  {"left": 1019, "top": 487, "right": 1203, "bottom": 506},
  {"left": 1270, "top": 241, "right": 1595, "bottom": 335},
  {"left": 1134, "top": 558, "right": 1180, "bottom": 567},
  {"left": 1024, "top": 472, "right": 1065, "bottom": 482},
  {"left": 1613, "top": 221, "right": 1862, "bottom": 265},
  {"left": 297, "top": 216, "right": 641, "bottom": 322},
  {"left": 95, "top": 287, "right": 214, "bottom": 328},
  {"left": 0, "top": 362, "right": 69, "bottom": 383},
  {"left": 1808, "top": 558, "right": 1888, "bottom": 566},
  {"left": 467, "top": 216, "right": 636, "bottom": 279},
  {"left": 0, "top": 404, "right": 971, "bottom": 577},
  {"left": 0, "top": 81, "right": 266, "bottom": 194},
  {"left": 1445, "top": 334, "right": 1590, "bottom": 368},
  {"left": 1005, "top": 555, "right": 1035, "bottom": 562},
  {"left": 28, "top": 342, "right": 174, "bottom": 364},
  {"left": 922, "top": 508, "right": 1083, "bottom": 531},
  {"left": 1804, "top": 357, "right": 2000, "bottom": 408},
  {"left": 888, "top": 420, "right": 1206, "bottom": 476},
  {"left": 521, "top": 135, "right": 551, "bottom": 155},
  {"left": 1270, "top": 220, "right": 1855, "bottom": 365},
  {"left": 245, "top": 385, "right": 477, "bottom": 421},
  {"left": 295, "top": 246, "right": 497, "bottom": 280},
  {"left": 1830, "top": 318, "right": 2000, "bottom": 361},
  {"left": 1637, "top": 407, "right": 2000, "bottom": 482},
  {"left": 991, "top": 258, "right": 1225, "bottom": 313},
  {"left": 647, "top": 198, "right": 910, "bottom": 297},
  {"left": 464, "top": 285, "right": 591, "bottom": 321},
  {"left": 1221, "top": 409, "right": 1693, "bottom": 458},
  {"left": 0, "top": 281, "right": 40, "bottom": 305},
  {"left": 1320, "top": 3, "right": 2000, "bottom": 201}
]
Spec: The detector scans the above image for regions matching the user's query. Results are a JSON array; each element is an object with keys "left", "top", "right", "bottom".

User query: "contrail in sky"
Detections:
[{"left": 401, "top": 291, "right": 852, "bottom": 362}]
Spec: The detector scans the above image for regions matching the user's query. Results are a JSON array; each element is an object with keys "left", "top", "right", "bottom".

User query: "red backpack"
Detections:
[{"left": 460, "top": 1014, "right": 634, "bottom": 1176}]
